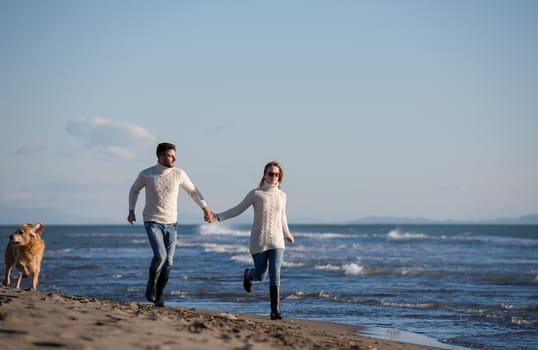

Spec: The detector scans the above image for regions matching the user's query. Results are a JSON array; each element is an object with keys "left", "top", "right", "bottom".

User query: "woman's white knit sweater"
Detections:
[
  {"left": 129, "top": 164, "right": 207, "bottom": 224},
  {"left": 217, "top": 183, "right": 292, "bottom": 255}
]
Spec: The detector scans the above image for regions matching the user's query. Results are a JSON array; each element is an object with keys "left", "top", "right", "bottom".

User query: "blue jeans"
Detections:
[
  {"left": 144, "top": 221, "right": 177, "bottom": 280},
  {"left": 248, "top": 249, "right": 284, "bottom": 287}
]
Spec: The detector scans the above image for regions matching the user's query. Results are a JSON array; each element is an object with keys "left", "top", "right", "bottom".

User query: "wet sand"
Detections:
[{"left": 0, "top": 287, "right": 443, "bottom": 350}]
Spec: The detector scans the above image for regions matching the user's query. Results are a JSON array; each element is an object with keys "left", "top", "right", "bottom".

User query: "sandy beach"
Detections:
[{"left": 0, "top": 287, "right": 446, "bottom": 350}]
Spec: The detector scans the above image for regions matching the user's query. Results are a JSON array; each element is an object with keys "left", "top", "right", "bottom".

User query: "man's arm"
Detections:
[
  {"left": 127, "top": 172, "right": 145, "bottom": 224},
  {"left": 179, "top": 170, "right": 214, "bottom": 223}
]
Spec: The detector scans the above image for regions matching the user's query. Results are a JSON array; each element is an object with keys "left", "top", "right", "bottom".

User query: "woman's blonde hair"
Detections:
[{"left": 258, "top": 161, "right": 284, "bottom": 188}]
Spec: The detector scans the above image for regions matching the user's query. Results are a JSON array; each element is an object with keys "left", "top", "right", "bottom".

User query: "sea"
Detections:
[{"left": 1, "top": 223, "right": 536, "bottom": 349}]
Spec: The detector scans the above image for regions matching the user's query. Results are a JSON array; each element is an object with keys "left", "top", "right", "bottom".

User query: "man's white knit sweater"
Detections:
[
  {"left": 129, "top": 164, "right": 207, "bottom": 224},
  {"left": 217, "top": 183, "right": 292, "bottom": 255}
]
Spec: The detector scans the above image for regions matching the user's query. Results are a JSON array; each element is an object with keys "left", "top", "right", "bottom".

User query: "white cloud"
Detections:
[{"left": 66, "top": 117, "right": 156, "bottom": 159}]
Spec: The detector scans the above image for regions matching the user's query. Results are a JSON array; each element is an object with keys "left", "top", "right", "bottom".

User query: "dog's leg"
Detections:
[
  {"left": 15, "top": 271, "right": 23, "bottom": 289},
  {"left": 2, "top": 265, "right": 12, "bottom": 287},
  {"left": 30, "top": 270, "right": 40, "bottom": 290},
  {"left": 3, "top": 246, "right": 14, "bottom": 287}
]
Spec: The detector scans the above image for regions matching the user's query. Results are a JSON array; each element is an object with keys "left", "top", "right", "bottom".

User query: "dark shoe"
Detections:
[
  {"left": 243, "top": 268, "right": 252, "bottom": 293},
  {"left": 270, "top": 312, "right": 282, "bottom": 320},
  {"left": 270, "top": 285, "right": 282, "bottom": 320},
  {"left": 145, "top": 271, "right": 159, "bottom": 302},
  {"left": 154, "top": 276, "right": 168, "bottom": 307},
  {"left": 154, "top": 297, "right": 165, "bottom": 307}
]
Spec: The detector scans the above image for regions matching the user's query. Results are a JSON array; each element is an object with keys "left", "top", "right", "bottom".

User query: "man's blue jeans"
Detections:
[
  {"left": 248, "top": 249, "right": 284, "bottom": 287},
  {"left": 144, "top": 221, "right": 177, "bottom": 280}
]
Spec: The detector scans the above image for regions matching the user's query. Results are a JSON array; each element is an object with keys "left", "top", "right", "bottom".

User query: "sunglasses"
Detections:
[{"left": 267, "top": 172, "right": 280, "bottom": 177}]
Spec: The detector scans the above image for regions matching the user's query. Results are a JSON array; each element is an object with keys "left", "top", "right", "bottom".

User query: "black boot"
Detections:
[
  {"left": 145, "top": 270, "right": 159, "bottom": 302},
  {"left": 154, "top": 275, "right": 168, "bottom": 307},
  {"left": 270, "top": 285, "right": 282, "bottom": 320},
  {"left": 243, "top": 268, "right": 252, "bottom": 293}
]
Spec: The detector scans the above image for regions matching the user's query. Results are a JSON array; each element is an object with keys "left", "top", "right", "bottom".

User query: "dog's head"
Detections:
[{"left": 9, "top": 223, "right": 45, "bottom": 246}]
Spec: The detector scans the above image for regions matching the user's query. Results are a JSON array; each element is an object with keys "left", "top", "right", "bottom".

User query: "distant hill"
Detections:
[
  {"left": 350, "top": 216, "right": 436, "bottom": 224},
  {"left": 489, "top": 213, "right": 538, "bottom": 224},
  {"left": 350, "top": 213, "right": 538, "bottom": 225}
]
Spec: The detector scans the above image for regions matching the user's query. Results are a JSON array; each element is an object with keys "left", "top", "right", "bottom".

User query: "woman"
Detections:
[{"left": 215, "top": 161, "right": 294, "bottom": 320}]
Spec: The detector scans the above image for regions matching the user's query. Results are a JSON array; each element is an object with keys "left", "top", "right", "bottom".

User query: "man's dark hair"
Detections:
[{"left": 156, "top": 143, "right": 176, "bottom": 157}]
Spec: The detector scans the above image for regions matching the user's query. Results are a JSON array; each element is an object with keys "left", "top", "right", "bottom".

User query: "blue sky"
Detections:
[{"left": 1, "top": 1, "right": 537, "bottom": 224}]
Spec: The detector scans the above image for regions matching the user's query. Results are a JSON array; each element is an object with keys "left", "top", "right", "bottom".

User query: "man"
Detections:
[{"left": 128, "top": 142, "right": 214, "bottom": 306}]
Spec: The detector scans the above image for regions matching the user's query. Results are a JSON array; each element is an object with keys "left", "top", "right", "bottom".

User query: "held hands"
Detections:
[{"left": 203, "top": 207, "right": 217, "bottom": 223}]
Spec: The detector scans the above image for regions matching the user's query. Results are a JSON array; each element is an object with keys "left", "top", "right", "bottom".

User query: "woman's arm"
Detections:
[
  {"left": 281, "top": 193, "right": 294, "bottom": 243},
  {"left": 216, "top": 190, "right": 255, "bottom": 222}
]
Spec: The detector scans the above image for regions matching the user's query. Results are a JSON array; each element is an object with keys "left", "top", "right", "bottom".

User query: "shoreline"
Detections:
[{"left": 0, "top": 287, "right": 446, "bottom": 350}]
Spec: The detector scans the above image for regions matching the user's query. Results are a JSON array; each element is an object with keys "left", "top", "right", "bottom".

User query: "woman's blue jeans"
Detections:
[
  {"left": 248, "top": 249, "right": 284, "bottom": 287},
  {"left": 144, "top": 221, "right": 177, "bottom": 280}
]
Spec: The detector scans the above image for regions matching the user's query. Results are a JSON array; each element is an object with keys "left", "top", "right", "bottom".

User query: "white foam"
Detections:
[
  {"left": 387, "top": 229, "right": 427, "bottom": 240},
  {"left": 314, "top": 263, "right": 364, "bottom": 275},
  {"left": 129, "top": 239, "right": 147, "bottom": 244},
  {"left": 170, "top": 290, "right": 188, "bottom": 298},
  {"left": 510, "top": 316, "right": 534, "bottom": 326},
  {"left": 293, "top": 232, "right": 352, "bottom": 239},
  {"left": 285, "top": 291, "right": 305, "bottom": 300},
  {"left": 282, "top": 261, "right": 305, "bottom": 268},
  {"left": 319, "top": 291, "right": 336, "bottom": 300},
  {"left": 198, "top": 223, "right": 250, "bottom": 237},
  {"left": 230, "top": 254, "right": 252, "bottom": 264},
  {"left": 380, "top": 301, "right": 436, "bottom": 310},
  {"left": 201, "top": 243, "right": 248, "bottom": 254}
]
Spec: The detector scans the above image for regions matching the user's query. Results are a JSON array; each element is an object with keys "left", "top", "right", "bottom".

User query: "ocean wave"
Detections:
[
  {"left": 293, "top": 232, "right": 366, "bottom": 239},
  {"left": 445, "top": 304, "right": 490, "bottom": 315},
  {"left": 228, "top": 255, "right": 304, "bottom": 268},
  {"left": 380, "top": 230, "right": 487, "bottom": 243},
  {"left": 476, "top": 274, "right": 537, "bottom": 285},
  {"left": 176, "top": 241, "right": 198, "bottom": 248},
  {"left": 170, "top": 290, "right": 188, "bottom": 298},
  {"left": 129, "top": 239, "right": 147, "bottom": 244},
  {"left": 501, "top": 304, "right": 538, "bottom": 312},
  {"left": 67, "top": 232, "right": 138, "bottom": 238},
  {"left": 387, "top": 229, "right": 428, "bottom": 240},
  {"left": 383, "top": 230, "right": 538, "bottom": 247},
  {"left": 285, "top": 291, "right": 371, "bottom": 304},
  {"left": 309, "top": 263, "right": 451, "bottom": 278},
  {"left": 47, "top": 248, "right": 75, "bottom": 254},
  {"left": 198, "top": 224, "right": 249, "bottom": 237},
  {"left": 314, "top": 263, "right": 364, "bottom": 275},
  {"left": 446, "top": 304, "right": 538, "bottom": 328},
  {"left": 285, "top": 291, "right": 306, "bottom": 300},
  {"left": 362, "top": 267, "right": 393, "bottom": 276},
  {"left": 201, "top": 243, "right": 248, "bottom": 254},
  {"left": 284, "top": 291, "right": 337, "bottom": 301},
  {"left": 282, "top": 261, "right": 306, "bottom": 268},
  {"left": 470, "top": 235, "right": 538, "bottom": 247},
  {"left": 380, "top": 301, "right": 438, "bottom": 310},
  {"left": 319, "top": 290, "right": 338, "bottom": 300},
  {"left": 395, "top": 268, "right": 447, "bottom": 278},
  {"left": 230, "top": 254, "right": 252, "bottom": 264},
  {"left": 510, "top": 316, "right": 537, "bottom": 327}
]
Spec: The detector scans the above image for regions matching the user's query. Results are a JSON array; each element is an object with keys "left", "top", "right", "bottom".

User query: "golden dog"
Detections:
[{"left": 3, "top": 222, "right": 46, "bottom": 290}]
